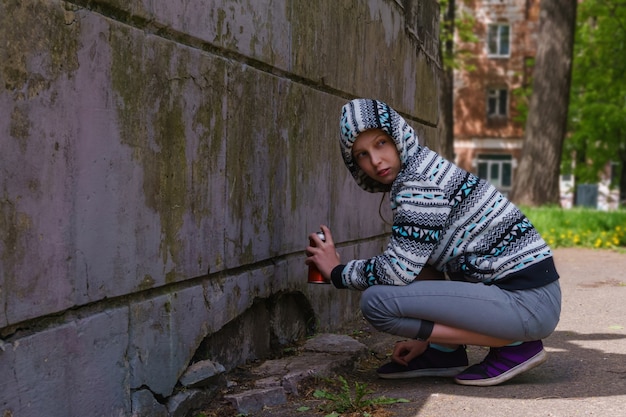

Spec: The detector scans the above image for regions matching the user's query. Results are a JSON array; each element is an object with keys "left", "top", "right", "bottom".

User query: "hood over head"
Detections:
[{"left": 339, "top": 98, "right": 420, "bottom": 192}]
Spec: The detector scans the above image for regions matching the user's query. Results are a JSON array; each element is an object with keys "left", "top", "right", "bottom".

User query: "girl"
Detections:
[{"left": 306, "top": 98, "right": 561, "bottom": 386}]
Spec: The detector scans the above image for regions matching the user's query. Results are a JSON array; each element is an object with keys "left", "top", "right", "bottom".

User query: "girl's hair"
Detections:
[{"left": 379, "top": 192, "right": 393, "bottom": 225}]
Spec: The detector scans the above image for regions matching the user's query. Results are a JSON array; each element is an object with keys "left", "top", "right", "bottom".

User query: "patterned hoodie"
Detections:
[{"left": 334, "top": 98, "right": 559, "bottom": 291}]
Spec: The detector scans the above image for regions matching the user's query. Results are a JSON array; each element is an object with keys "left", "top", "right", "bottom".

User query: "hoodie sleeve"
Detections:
[{"left": 340, "top": 180, "right": 452, "bottom": 290}]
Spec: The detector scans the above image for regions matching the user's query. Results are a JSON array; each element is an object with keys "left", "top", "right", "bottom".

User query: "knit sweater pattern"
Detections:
[{"left": 339, "top": 99, "right": 554, "bottom": 290}]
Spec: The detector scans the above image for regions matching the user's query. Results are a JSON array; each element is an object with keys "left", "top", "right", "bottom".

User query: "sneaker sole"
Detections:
[
  {"left": 454, "top": 348, "right": 548, "bottom": 387},
  {"left": 378, "top": 366, "right": 468, "bottom": 379}
]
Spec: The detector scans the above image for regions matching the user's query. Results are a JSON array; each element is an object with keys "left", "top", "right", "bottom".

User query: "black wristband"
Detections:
[
  {"left": 416, "top": 320, "right": 434, "bottom": 341},
  {"left": 330, "top": 264, "right": 348, "bottom": 288}
]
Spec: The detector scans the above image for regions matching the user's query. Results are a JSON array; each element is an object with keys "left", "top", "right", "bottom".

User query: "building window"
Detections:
[
  {"left": 487, "top": 89, "right": 508, "bottom": 117},
  {"left": 477, "top": 154, "right": 513, "bottom": 190},
  {"left": 610, "top": 161, "right": 620, "bottom": 185},
  {"left": 487, "top": 24, "right": 510, "bottom": 57}
]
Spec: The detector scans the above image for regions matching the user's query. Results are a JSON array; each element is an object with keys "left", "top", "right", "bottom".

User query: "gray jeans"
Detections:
[{"left": 360, "top": 279, "right": 561, "bottom": 341}]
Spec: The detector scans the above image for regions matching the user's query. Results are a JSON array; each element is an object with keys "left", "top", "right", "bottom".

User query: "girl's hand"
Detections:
[
  {"left": 391, "top": 340, "right": 428, "bottom": 366},
  {"left": 305, "top": 225, "right": 341, "bottom": 280}
]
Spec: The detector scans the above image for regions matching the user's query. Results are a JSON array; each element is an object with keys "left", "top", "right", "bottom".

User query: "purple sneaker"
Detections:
[
  {"left": 454, "top": 340, "right": 548, "bottom": 386},
  {"left": 377, "top": 345, "right": 468, "bottom": 379}
]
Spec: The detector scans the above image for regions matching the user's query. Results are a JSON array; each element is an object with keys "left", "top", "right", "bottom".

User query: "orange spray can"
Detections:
[{"left": 308, "top": 231, "right": 329, "bottom": 284}]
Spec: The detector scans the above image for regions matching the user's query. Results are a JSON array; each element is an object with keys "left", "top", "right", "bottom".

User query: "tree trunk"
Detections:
[
  {"left": 619, "top": 158, "right": 626, "bottom": 207},
  {"left": 438, "top": 0, "right": 455, "bottom": 160},
  {"left": 439, "top": 67, "right": 455, "bottom": 160},
  {"left": 509, "top": 0, "right": 577, "bottom": 206}
]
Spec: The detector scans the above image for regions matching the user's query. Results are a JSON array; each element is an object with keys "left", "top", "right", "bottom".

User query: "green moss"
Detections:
[
  {"left": 10, "top": 106, "right": 32, "bottom": 152},
  {"left": 214, "top": 8, "right": 227, "bottom": 42},
  {"left": 0, "top": 196, "right": 31, "bottom": 288},
  {"left": 190, "top": 76, "right": 226, "bottom": 226},
  {"left": 165, "top": 270, "right": 179, "bottom": 284},
  {"left": 0, "top": 0, "right": 79, "bottom": 95},
  {"left": 137, "top": 274, "right": 155, "bottom": 291},
  {"left": 285, "top": 87, "right": 314, "bottom": 212},
  {"left": 110, "top": 27, "right": 188, "bottom": 266},
  {"left": 110, "top": 25, "right": 229, "bottom": 271},
  {"left": 152, "top": 101, "right": 188, "bottom": 264},
  {"left": 222, "top": 72, "right": 258, "bottom": 246},
  {"left": 213, "top": 7, "right": 238, "bottom": 49}
]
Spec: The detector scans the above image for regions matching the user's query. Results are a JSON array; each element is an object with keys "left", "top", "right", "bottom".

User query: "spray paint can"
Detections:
[{"left": 308, "top": 230, "right": 329, "bottom": 284}]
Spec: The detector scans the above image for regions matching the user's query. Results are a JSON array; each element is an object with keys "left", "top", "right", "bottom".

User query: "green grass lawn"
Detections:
[{"left": 522, "top": 206, "right": 626, "bottom": 249}]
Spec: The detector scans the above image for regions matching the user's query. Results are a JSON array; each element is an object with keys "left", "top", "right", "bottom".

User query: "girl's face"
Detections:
[{"left": 352, "top": 129, "right": 401, "bottom": 185}]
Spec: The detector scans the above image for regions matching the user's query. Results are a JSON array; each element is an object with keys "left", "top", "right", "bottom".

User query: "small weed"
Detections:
[
  {"left": 350, "top": 329, "right": 364, "bottom": 337},
  {"left": 282, "top": 346, "right": 298, "bottom": 356},
  {"left": 313, "top": 376, "right": 408, "bottom": 416}
]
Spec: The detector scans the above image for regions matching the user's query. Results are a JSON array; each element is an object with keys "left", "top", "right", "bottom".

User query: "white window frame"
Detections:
[
  {"left": 487, "top": 23, "right": 510, "bottom": 57},
  {"left": 487, "top": 88, "right": 508, "bottom": 118},
  {"left": 476, "top": 154, "right": 513, "bottom": 191}
]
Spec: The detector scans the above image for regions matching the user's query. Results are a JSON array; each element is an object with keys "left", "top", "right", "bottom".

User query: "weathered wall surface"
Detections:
[{"left": 0, "top": 0, "right": 441, "bottom": 415}]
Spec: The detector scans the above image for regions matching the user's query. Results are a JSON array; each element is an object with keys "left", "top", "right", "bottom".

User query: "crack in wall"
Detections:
[
  {"left": 131, "top": 385, "right": 168, "bottom": 405},
  {"left": 0, "top": 239, "right": 326, "bottom": 338}
]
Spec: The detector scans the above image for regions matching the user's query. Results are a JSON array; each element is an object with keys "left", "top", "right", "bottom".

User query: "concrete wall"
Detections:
[{"left": 0, "top": 0, "right": 441, "bottom": 415}]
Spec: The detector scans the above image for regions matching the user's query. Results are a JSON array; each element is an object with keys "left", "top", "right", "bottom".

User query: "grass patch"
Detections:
[
  {"left": 312, "top": 376, "right": 409, "bottom": 416},
  {"left": 522, "top": 206, "right": 626, "bottom": 249}
]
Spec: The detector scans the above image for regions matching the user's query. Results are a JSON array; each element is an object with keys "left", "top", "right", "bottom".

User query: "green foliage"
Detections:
[
  {"left": 566, "top": 0, "right": 626, "bottom": 184},
  {"left": 439, "top": 0, "right": 479, "bottom": 71},
  {"left": 512, "top": 82, "right": 532, "bottom": 125},
  {"left": 523, "top": 206, "right": 626, "bottom": 249},
  {"left": 511, "top": 55, "right": 536, "bottom": 125},
  {"left": 313, "top": 376, "right": 409, "bottom": 416}
]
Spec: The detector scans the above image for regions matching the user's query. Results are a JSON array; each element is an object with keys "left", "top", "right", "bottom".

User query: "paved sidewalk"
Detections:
[
  {"left": 215, "top": 248, "right": 626, "bottom": 417},
  {"left": 357, "top": 247, "right": 626, "bottom": 417}
]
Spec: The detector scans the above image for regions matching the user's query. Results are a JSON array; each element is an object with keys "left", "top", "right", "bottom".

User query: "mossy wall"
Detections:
[{"left": 0, "top": 0, "right": 441, "bottom": 415}]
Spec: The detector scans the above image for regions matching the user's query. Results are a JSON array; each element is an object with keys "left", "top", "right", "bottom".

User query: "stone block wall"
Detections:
[{"left": 0, "top": 0, "right": 441, "bottom": 415}]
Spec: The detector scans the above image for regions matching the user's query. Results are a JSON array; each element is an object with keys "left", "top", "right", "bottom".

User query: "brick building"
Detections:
[{"left": 453, "top": 0, "right": 541, "bottom": 196}]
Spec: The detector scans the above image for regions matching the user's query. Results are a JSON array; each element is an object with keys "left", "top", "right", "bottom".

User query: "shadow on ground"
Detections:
[
  {"left": 201, "top": 325, "right": 626, "bottom": 417},
  {"left": 202, "top": 248, "right": 626, "bottom": 416}
]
